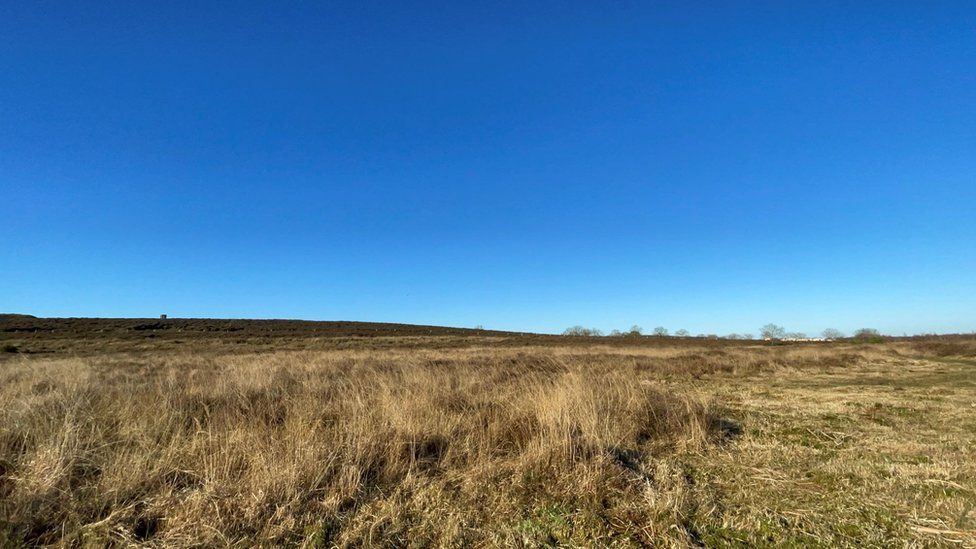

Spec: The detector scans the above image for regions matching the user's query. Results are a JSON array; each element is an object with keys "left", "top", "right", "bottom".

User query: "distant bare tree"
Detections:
[
  {"left": 564, "top": 326, "right": 603, "bottom": 336},
  {"left": 726, "top": 333, "right": 740, "bottom": 340},
  {"left": 675, "top": 329, "right": 690, "bottom": 337},
  {"left": 742, "top": 333, "right": 754, "bottom": 340},
  {"left": 652, "top": 326, "right": 668, "bottom": 337},
  {"left": 609, "top": 329, "right": 623, "bottom": 337},
  {"left": 822, "top": 328, "right": 844, "bottom": 340},
  {"left": 761, "top": 324, "right": 786, "bottom": 340},
  {"left": 785, "top": 332, "right": 807, "bottom": 339},
  {"left": 629, "top": 325, "right": 643, "bottom": 336}
]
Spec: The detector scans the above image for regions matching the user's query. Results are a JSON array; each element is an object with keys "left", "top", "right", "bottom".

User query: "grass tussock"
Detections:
[{"left": 0, "top": 351, "right": 722, "bottom": 546}]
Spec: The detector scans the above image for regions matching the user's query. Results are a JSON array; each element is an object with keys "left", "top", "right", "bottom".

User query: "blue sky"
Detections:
[{"left": 2, "top": 2, "right": 974, "bottom": 335}]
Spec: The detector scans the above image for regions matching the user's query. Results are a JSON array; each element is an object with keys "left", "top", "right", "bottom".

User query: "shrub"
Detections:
[{"left": 852, "top": 328, "right": 886, "bottom": 343}]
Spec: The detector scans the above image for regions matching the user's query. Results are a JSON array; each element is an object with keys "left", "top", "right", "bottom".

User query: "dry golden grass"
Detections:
[{"left": 1, "top": 339, "right": 974, "bottom": 546}]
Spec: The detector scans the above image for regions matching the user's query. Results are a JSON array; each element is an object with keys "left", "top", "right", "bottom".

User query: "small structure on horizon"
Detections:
[{"left": 160, "top": 314, "right": 167, "bottom": 320}]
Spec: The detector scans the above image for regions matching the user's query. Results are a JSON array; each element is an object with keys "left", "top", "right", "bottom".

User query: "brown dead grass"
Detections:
[{"left": 0, "top": 338, "right": 973, "bottom": 547}]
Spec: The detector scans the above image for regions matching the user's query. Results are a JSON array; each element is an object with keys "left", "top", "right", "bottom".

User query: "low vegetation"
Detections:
[{"left": 0, "top": 322, "right": 974, "bottom": 546}]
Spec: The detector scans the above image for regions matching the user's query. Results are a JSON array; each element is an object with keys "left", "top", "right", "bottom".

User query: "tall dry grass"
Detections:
[
  {"left": 3, "top": 337, "right": 970, "bottom": 546},
  {"left": 0, "top": 347, "right": 746, "bottom": 546}
]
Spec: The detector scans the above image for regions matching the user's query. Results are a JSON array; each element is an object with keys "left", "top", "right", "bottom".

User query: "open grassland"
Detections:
[{"left": 1, "top": 324, "right": 975, "bottom": 546}]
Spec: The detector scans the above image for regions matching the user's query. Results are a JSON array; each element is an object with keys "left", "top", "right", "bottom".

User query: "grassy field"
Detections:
[{"left": 1, "top": 319, "right": 974, "bottom": 546}]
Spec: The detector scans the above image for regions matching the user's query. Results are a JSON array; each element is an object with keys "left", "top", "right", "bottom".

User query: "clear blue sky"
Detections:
[{"left": 2, "top": 2, "right": 974, "bottom": 336}]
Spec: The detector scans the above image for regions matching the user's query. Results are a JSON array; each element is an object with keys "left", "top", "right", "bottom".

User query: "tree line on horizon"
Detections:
[{"left": 561, "top": 324, "right": 888, "bottom": 341}]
